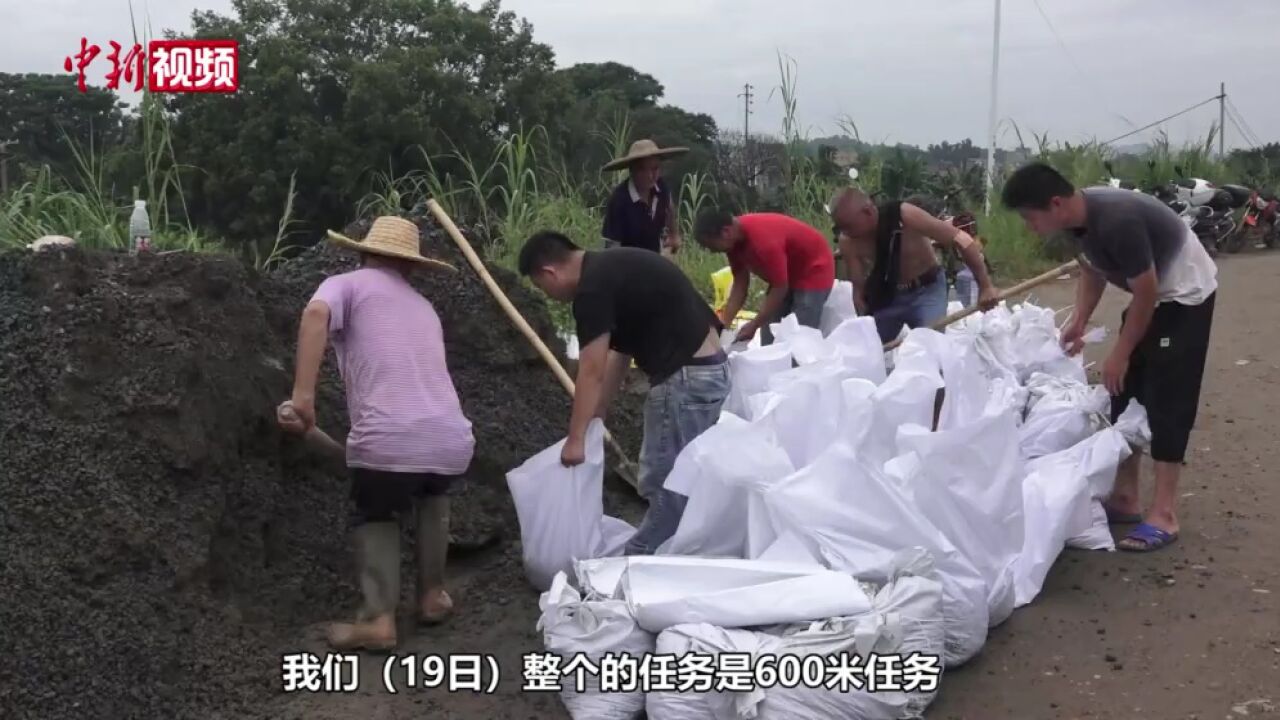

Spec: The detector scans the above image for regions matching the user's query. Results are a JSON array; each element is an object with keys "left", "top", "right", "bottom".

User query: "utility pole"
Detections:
[
  {"left": 0, "top": 139, "right": 18, "bottom": 196},
  {"left": 984, "top": 0, "right": 1002, "bottom": 214},
  {"left": 738, "top": 83, "right": 754, "bottom": 187},
  {"left": 1218, "top": 82, "right": 1226, "bottom": 158}
]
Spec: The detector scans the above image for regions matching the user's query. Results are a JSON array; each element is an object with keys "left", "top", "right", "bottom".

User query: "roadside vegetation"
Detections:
[{"left": 2, "top": 0, "right": 1276, "bottom": 301}]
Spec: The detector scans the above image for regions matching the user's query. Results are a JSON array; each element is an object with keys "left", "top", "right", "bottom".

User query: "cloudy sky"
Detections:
[{"left": 3, "top": 0, "right": 1276, "bottom": 150}]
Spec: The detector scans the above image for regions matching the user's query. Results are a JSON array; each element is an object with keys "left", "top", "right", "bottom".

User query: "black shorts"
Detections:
[
  {"left": 1110, "top": 293, "right": 1216, "bottom": 463},
  {"left": 349, "top": 468, "right": 459, "bottom": 525}
]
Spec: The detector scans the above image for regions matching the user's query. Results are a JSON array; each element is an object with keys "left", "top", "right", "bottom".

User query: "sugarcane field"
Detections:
[{"left": 2, "top": 2, "right": 1279, "bottom": 719}]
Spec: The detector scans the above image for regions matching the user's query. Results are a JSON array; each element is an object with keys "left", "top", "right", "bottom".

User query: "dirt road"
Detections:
[
  {"left": 931, "top": 251, "right": 1280, "bottom": 720},
  {"left": 274, "top": 253, "right": 1279, "bottom": 720}
]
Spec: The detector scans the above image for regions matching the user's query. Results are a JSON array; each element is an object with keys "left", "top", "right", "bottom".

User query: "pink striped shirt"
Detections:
[{"left": 311, "top": 267, "right": 474, "bottom": 474}]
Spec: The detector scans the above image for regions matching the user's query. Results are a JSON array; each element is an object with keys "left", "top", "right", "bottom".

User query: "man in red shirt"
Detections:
[{"left": 695, "top": 209, "right": 836, "bottom": 344}]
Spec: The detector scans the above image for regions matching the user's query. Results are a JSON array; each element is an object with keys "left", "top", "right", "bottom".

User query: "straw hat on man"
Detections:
[
  {"left": 601, "top": 139, "right": 689, "bottom": 255},
  {"left": 326, "top": 215, "right": 456, "bottom": 274}
]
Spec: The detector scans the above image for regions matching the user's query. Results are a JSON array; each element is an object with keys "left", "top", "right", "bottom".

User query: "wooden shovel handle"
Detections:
[
  {"left": 425, "top": 200, "right": 640, "bottom": 489},
  {"left": 883, "top": 260, "right": 1080, "bottom": 351}
]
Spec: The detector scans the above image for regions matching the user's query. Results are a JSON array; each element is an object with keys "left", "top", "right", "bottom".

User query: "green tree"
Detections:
[
  {"left": 168, "top": 0, "right": 570, "bottom": 244},
  {"left": 558, "top": 62, "right": 664, "bottom": 108},
  {"left": 0, "top": 73, "right": 128, "bottom": 186},
  {"left": 547, "top": 61, "right": 716, "bottom": 199}
]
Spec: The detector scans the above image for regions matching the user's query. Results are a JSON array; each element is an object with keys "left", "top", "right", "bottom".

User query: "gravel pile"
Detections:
[{"left": 0, "top": 215, "right": 643, "bottom": 719}]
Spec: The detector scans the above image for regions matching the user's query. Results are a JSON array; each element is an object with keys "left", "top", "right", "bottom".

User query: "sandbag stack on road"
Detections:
[{"left": 508, "top": 299, "right": 1150, "bottom": 720}]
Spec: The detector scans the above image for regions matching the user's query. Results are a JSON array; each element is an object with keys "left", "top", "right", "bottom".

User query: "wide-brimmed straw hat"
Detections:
[
  {"left": 326, "top": 216, "right": 456, "bottom": 272},
  {"left": 602, "top": 139, "right": 689, "bottom": 172}
]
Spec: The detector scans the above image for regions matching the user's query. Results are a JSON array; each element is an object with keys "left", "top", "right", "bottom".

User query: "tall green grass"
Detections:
[
  {"left": 3, "top": 49, "right": 1267, "bottom": 322},
  {"left": 0, "top": 95, "right": 216, "bottom": 252}
]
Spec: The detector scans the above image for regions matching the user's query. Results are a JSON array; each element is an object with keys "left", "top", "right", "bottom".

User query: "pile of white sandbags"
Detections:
[{"left": 508, "top": 300, "right": 1150, "bottom": 720}]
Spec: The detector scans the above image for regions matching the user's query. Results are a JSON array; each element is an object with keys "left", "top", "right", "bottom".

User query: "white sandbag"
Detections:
[
  {"left": 600, "top": 516, "right": 636, "bottom": 557},
  {"left": 1019, "top": 374, "right": 1110, "bottom": 460},
  {"left": 770, "top": 314, "right": 835, "bottom": 366},
  {"left": 859, "top": 363, "right": 945, "bottom": 469},
  {"left": 894, "top": 409, "right": 1025, "bottom": 627},
  {"left": 751, "top": 361, "right": 853, "bottom": 469},
  {"left": 761, "top": 443, "right": 989, "bottom": 667},
  {"left": 724, "top": 342, "right": 794, "bottom": 420},
  {"left": 985, "top": 376, "right": 1030, "bottom": 425},
  {"left": 1014, "top": 424, "right": 1110, "bottom": 606},
  {"left": 646, "top": 624, "right": 775, "bottom": 720},
  {"left": 764, "top": 549, "right": 946, "bottom": 720},
  {"left": 1070, "top": 501, "right": 1116, "bottom": 552},
  {"left": 836, "top": 378, "right": 878, "bottom": 451},
  {"left": 645, "top": 550, "right": 945, "bottom": 720},
  {"left": 819, "top": 281, "right": 859, "bottom": 337},
  {"left": 1042, "top": 402, "right": 1151, "bottom": 552},
  {"left": 895, "top": 328, "right": 991, "bottom": 430},
  {"left": 659, "top": 414, "right": 795, "bottom": 559},
  {"left": 621, "top": 556, "right": 872, "bottom": 634},
  {"left": 576, "top": 557, "right": 629, "bottom": 599},
  {"left": 826, "top": 316, "right": 888, "bottom": 383},
  {"left": 581, "top": 555, "right": 830, "bottom": 597},
  {"left": 756, "top": 530, "right": 824, "bottom": 565},
  {"left": 538, "top": 572, "right": 654, "bottom": 720},
  {"left": 873, "top": 548, "right": 947, "bottom": 659},
  {"left": 507, "top": 420, "right": 635, "bottom": 591}
]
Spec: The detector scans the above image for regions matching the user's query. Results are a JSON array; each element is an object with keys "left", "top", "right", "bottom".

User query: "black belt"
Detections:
[
  {"left": 686, "top": 350, "right": 728, "bottom": 367},
  {"left": 647, "top": 350, "right": 728, "bottom": 386},
  {"left": 897, "top": 267, "right": 941, "bottom": 292}
]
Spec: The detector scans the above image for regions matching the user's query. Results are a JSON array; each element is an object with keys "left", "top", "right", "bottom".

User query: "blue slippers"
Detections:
[{"left": 1118, "top": 522, "right": 1179, "bottom": 552}]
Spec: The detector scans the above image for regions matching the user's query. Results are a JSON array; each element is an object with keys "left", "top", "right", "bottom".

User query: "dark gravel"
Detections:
[{"left": 0, "top": 215, "right": 644, "bottom": 719}]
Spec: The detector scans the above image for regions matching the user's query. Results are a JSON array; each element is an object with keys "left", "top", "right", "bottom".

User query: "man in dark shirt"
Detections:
[
  {"left": 1003, "top": 163, "right": 1218, "bottom": 553},
  {"left": 519, "top": 231, "right": 730, "bottom": 555},
  {"left": 600, "top": 139, "right": 687, "bottom": 254}
]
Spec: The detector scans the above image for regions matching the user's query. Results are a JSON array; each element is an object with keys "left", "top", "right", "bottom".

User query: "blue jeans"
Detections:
[
  {"left": 953, "top": 267, "right": 978, "bottom": 307},
  {"left": 761, "top": 286, "right": 831, "bottom": 345},
  {"left": 625, "top": 360, "right": 732, "bottom": 555},
  {"left": 872, "top": 268, "right": 949, "bottom": 343}
]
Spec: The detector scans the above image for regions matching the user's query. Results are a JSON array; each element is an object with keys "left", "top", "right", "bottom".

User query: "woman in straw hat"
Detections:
[
  {"left": 601, "top": 138, "right": 688, "bottom": 255},
  {"left": 276, "top": 215, "right": 475, "bottom": 651}
]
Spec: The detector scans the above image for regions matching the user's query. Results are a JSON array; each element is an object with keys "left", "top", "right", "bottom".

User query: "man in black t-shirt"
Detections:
[{"left": 519, "top": 231, "right": 730, "bottom": 555}]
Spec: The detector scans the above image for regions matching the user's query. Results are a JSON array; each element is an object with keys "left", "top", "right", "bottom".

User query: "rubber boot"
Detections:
[
  {"left": 326, "top": 521, "right": 399, "bottom": 651},
  {"left": 415, "top": 496, "right": 453, "bottom": 625}
]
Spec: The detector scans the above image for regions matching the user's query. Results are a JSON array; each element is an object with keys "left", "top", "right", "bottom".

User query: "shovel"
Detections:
[
  {"left": 883, "top": 260, "right": 1080, "bottom": 350},
  {"left": 425, "top": 200, "right": 642, "bottom": 490}
]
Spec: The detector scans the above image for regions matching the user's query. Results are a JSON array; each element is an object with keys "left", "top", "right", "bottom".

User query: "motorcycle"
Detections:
[
  {"left": 1241, "top": 190, "right": 1280, "bottom": 250},
  {"left": 1150, "top": 166, "right": 1249, "bottom": 255}
]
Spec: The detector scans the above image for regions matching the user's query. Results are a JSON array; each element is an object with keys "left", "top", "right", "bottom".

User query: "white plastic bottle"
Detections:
[{"left": 129, "top": 199, "right": 153, "bottom": 254}]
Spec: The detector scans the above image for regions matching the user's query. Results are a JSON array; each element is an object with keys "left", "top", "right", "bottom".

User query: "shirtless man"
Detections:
[{"left": 829, "top": 189, "right": 999, "bottom": 342}]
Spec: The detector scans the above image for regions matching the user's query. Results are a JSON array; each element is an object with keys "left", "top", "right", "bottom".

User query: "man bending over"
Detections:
[{"left": 830, "top": 188, "right": 999, "bottom": 342}]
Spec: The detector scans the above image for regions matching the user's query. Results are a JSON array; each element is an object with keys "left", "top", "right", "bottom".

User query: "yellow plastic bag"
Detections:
[
  {"left": 710, "top": 266, "right": 756, "bottom": 328},
  {"left": 712, "top": 267, "right": 734, "bottom": 310}
]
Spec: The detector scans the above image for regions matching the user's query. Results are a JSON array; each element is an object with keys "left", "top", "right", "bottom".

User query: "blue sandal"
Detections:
[{"left": 1118, "top": 523, "right": 1178, "bottom": 552}]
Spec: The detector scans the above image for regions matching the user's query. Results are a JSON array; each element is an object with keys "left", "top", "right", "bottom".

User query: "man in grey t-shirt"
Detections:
[{"left": 1003, "top": 163, "right": 1218, "bottom": 553}]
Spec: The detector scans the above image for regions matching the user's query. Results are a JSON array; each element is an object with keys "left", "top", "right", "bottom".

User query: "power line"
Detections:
[
  {"left": 1101, "top": 96, "right": 1220, "bottom": 146},
  {"left": 1224, "top": 107, "right": 1256, "bottom": 150},
  {"left": 1030, "top": 0, "right": 1134, "bottom": 130},
  {"left": 1226, "top": 96, "right": 1263, "bottom": 148}
]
